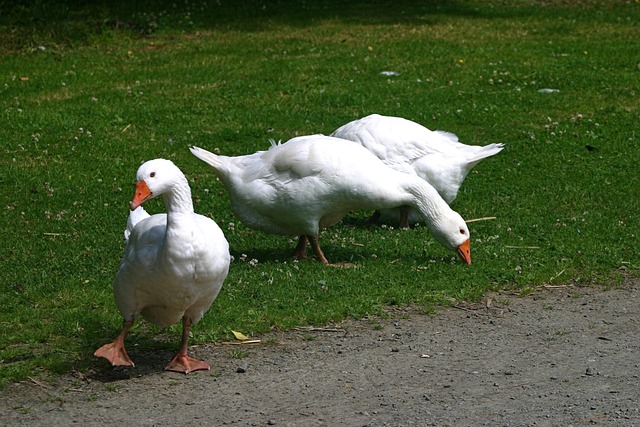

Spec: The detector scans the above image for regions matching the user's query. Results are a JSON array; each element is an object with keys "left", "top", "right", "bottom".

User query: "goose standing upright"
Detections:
[
  {"left": 331, "top": 114, "right": 504, "bottom": 227},
  {"left": 95, "top": 159, "right": 230, "bottom": 374},
  {"left": 190, "top": 135, "right": 471, "bottom": 266}
]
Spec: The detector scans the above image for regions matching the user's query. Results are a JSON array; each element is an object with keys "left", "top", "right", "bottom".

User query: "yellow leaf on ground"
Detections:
[{"left": 231, "top": 330, "right": 249, "bottom": 341}]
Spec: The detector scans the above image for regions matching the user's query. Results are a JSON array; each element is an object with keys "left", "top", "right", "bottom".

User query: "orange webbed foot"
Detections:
[
  {"left": 164, "top": 354, "right": 210, "bottom": 374},
  {"left": 94, "top": 340, "right": 135, "bottom": 367}
]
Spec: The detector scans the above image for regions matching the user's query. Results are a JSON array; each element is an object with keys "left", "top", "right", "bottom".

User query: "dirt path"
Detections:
[{"left": 2, "top": 276, "right": 639, "bottom": 426}]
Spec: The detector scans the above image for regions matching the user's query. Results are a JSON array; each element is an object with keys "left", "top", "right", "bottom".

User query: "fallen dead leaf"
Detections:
[{"left": 231, "top": 330, "right": 249, "bottom": 341}]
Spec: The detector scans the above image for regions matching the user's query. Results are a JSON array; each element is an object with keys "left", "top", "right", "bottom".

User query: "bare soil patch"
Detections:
[{"left": 2, "top": 276, "right": 639, "bottom": 426}]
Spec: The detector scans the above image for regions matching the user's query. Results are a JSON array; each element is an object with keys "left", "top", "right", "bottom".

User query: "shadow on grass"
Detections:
[{"left": 1, "top": 0, "right": 479, "bottom": 51}]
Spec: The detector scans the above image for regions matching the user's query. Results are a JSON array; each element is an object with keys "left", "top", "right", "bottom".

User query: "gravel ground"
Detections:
[{"left": 2, "top": 275, "right": 638, "bottom": 426}]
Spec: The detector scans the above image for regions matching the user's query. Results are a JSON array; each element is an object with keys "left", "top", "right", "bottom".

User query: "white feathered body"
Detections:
[
  {"left": 331, "top": 114, "right": 504, "bottom": 205},
  {"left": 115, "top": 164, "right": 230, "bottom": 328},
  {"left": 190, "top": 135, "right": 470, "bottom": 253}
]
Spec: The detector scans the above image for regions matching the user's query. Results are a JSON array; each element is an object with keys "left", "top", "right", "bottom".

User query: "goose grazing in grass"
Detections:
[
  {"left": 95, "top": 159, "right": 230, "bottom": 374},
  {"left": 190, "top": 135, "right": 471, "bottom": 266},
  {"left": 331, "top": 114, "right": 504, "bottom": 227}
]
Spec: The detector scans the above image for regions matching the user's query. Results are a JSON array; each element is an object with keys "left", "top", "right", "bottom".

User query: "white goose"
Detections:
[
  {"left": 95, "top": 159, "right": 230, "bottom": 374},
  {"left": 190, "top": 135, "right": 471, "bottom": 266},
  {"left": 331, "top": 114, "right": 504, "bottom": 226}
]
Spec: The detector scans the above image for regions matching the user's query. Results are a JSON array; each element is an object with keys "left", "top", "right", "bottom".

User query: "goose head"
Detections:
[
  {"left": 130, "top": 159, "right": 183, "bottom": 210},
  {"left": 429, "top": 212, "right": 471, "bottom": 265}
]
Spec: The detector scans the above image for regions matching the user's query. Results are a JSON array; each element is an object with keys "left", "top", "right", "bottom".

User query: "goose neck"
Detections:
[
  {"left": 162, "top": 176, "right": 194, "bottom": 217},
  {"left": 410, "top": 180, "right": 450, "bottom": 221}
]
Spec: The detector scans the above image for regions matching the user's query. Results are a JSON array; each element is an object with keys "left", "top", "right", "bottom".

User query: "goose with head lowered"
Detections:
[
  {"left": 331, "top": 114, "right": 504, "bottom": 227},
  {"left": 190, "top": 135, "right": 471, "bottom": 266},
  {"left": 94, "top": 159, "right": 230, "bottom": 374}
]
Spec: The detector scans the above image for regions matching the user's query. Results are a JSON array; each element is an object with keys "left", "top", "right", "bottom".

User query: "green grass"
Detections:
[{"left": 1, "top": 0, "right": 638, "bottom": 388}]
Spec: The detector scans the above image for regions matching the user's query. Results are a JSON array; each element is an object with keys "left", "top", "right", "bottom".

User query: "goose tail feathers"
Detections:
[
  {"left": 190, "top": 146, "right": 224, "bottom": 169},
  {"left": 467, "top": 143, "right": 505, "bottom": 166}
]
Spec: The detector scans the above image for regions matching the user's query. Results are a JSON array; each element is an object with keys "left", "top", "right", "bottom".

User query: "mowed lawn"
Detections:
[{"left": 0, "top": 0, "right": 638, "bottom": 387}]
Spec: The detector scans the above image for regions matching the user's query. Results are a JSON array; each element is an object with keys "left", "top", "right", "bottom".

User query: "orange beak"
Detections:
[
  {"left": 456, "top": 239, "right": 471, "bottom": 265},
  {"left": 130, "top": 180, "right": 152, "bottom": 211}
]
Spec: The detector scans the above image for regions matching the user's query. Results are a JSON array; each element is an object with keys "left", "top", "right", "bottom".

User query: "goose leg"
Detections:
[
  {"left": 309, "top": 234, "right": 332, "bottom": 266},
  {"left": 399, "top": 206, "right": 410, "bottom": 229},
  {"left": 94, "top": 319, "right": 135, "bottom": 367},
  {"left": 366, "top": 210, "right": 381, "bottom": 226},
  {"left": 293, "top": 235, "right": 308, "bottom": 260},
  {"left": 310, "top": 234, "right": 357, "bottom": 268},
  {"left": 165, "top": 317, "right": 210, "bottom": 374}
]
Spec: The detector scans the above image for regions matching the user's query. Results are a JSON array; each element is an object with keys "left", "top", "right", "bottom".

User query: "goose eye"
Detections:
[
  {"left": 150, "top": 172, "right": 156, "bottom": 178},
  {"left": 460, "top": 229, "right": 466, "bottom": 235}
]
